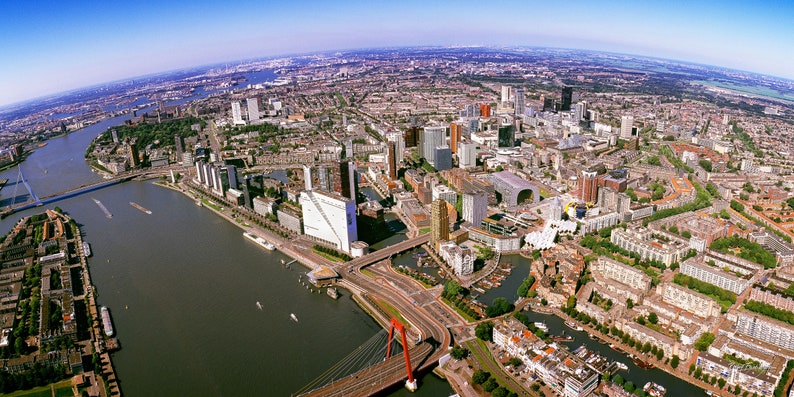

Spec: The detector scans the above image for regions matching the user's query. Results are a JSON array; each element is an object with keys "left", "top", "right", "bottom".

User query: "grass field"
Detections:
[{"left": 5, "top": 380, "right": 73, "bottom": 397}]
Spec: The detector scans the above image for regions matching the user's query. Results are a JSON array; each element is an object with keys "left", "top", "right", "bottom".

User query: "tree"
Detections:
[
  {"left": 472, "top": 369, "right": 490, "bottom": 385},
  {"left": 642, "top": 342, "right": 652, "bottom": 353},
  {"left": 648, "top": 312, "right": 658, "bottom": 324},
  {"left": 613, "top": 374, "right": 624, "bottom": 386},
  {"left": 483, "top": 377, "right": 499, "bottom": 392},
  {"left": 566, "top": 296, "right": 577, "bottom": 309},
  {"left": 695, "top": 333, "right": 716, "bottom": 351},
  {"left": 671, "top": 355, "right": 680, "bottom": 369},
  {"left": 475, "top": 321, "right": 494, "bottom": 341},
  {"left": 450, "top": 345, "right": 469, "bottom": 360},
  {"left": 718, "top": 378, "right": 727, "bottom": 389},
  {"left": 486, "top": 298, "right": 514, "bottom": 318},
  {"left": 656, "top": 349, "right": 664, "bottom": 360},
  {"left": 626, "top": 298, "right": 635, "bottom": 309},
  {"left": 492, "top": 387, "right": 509, "bottom": 397},
  {"left": 624, "top": 381, "right": 635, "bottom": 393},
  {"left": 508, "top": 357, "right": 522, "bottom": 367}
]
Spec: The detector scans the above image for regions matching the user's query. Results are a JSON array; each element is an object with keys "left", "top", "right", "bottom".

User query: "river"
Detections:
[{"left": 0, "top": 116, "right": 451, "bottom": 396}]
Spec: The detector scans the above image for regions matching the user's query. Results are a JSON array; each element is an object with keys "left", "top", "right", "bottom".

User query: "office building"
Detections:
[
  {"left": 498, "top": 124, "right": 515, "bottom": 148},
  {"left": 501, "top": 85, "right": 510, "bottom": 103},
  {"left": 620, "top": 115, "right": 634, "bottom": 139},
  {"left": 386, "top": 141, "right": 398, "bottom": 180},
  {"left": 301, "top": 190, "right": 358, "bottom": 253},
  {"left": 463, "top": 190, "right": 488, "bottom": 227},
  {"left": 434, "top": 146, "right": 452, "bottom": 171},
  {"left": 561, "top": 87, "right": 573, "bottom": 111},
  {"left": 479, "top": 104, "right": 491, "bottom": 118},
  {"left": 334, "top": 160, "right": 357, "bottom": 201},
  {"left": 419, "top": 126, "right": 446, "bottom": 166},
  {"left": 449, "top": 123, "right": 460, "bottom": 153},
  {"left": 404, "top": 126, "right": 418, "bottom": 148},
  {"left": 577, "top": 170, "right": 599, "bottom": 204},
  {"left": 231, "top": 101, "right": 245, "bottom": 125},
  {"left": 458, "top": 141, "right": 478, "bottom": 168},
  {"left": 514, "top": 88, "right": 525, "bottom": 115},
  {"left": 247, "top": 97, "right": 260, "bottom": 121},
  {"left": 431, "top": 199, "right": 450, "bottom": 249},
  {"left": 575, "top": 101, "right": 587, "bottom": 121}
]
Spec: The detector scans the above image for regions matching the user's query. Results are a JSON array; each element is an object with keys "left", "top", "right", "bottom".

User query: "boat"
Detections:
[
  {"left": 564, "top": 320, "right": 584, "bottom": 331},
  {"left": 630, "top": 354, "right": 654, "bottom": 369},
  {"left": 643, "top": 382, "right": 666, "bottom": 397},
  {"left": 290, "top": 313, "right": 298, "bottom": 322},
  {"left": 615, "top": 361, "right": 628, "bottom": 371},
  {"left": 243, "top": 232, "right": 276, "bottom": 251},
  {"left": 533, "top": 322, "right": 548, "bottom": 332},
  {"left": 551, "top": 334, "right": 574, "bottom": 342},
  {"left": 82, "top": 242, "right": 92, "bottom": 257},
  {"left": 100, "top": 306, "right": 114, "bottom": 337},
  {"left": 92, "top": 198, "right": 112, "bottom": 219},
  {"left": 195, "top": 200, "right": 202, "bottom": 207},
  {"left": 256, "top": 301, "right": 263, "bottom": 310},
  {"left": 326, "top": 287, "right": 339, "bottom": 299},
  {"left": 129, "top": 201, "right": 152, "bottom": 214}
]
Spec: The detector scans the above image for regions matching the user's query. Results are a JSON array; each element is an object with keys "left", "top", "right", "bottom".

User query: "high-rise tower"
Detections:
[{"left": 431, "top": 199, "right": 450, "bottom": 249}]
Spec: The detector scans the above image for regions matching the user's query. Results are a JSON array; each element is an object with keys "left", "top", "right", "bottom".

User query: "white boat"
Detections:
[
  {"left": 534, "top": 322, "right": 548, "bottom": 332},
  {"left": 290, "top": 313, "right": 298, "bottom": 322},
  {"left": 643, "top": 382, "right": 666, "bottom": 397},
  {"left": 256, "top": 301, "right": 263, "bottom": 310},
  {"left": 615, "top": 361, "right": 628, "bottom": 371},
  {"left": 564, "top": 320, "right": 584, "bottom": 331},
  {"left": 82, "top": 242, "right": 92, "bottom": 257},
  {"left": 100, "top": 306, "right": 114, "bottom": 337},
  {"left": 243, "top": 232, "right": 276, "bottom": 251}
]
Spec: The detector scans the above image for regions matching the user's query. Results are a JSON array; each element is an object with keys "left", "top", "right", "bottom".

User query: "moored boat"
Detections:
[
  {"left": 82, "top": 241, "right": 92, "bottom": 257},
  {"left": 100, "top": 306, "right": 114, "bottom": 337},
  {"left": 243, "top": 232, "right": 276, "bottom": 251},
  {"left": 643, "top": 382, "right": 666, "bottom": 397}
]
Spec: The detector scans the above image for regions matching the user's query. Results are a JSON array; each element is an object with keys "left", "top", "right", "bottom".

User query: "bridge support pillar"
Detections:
[
  {"left": 405, "top": 379, "right": 418, "bottom": 392},
  {"left": 386, "top": 317, "right": 418, "bottom": 392}
]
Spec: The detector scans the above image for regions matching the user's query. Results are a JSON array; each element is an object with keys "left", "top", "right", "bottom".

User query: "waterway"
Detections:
[
  {"left": 0, "top": 116, "right": 451, "bottom": 395},
  {"left": 521, "top": 310, "right": 708, "bottom": 396}
]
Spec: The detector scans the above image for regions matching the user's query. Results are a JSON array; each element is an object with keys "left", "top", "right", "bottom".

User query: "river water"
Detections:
[{"left": 0, "top": 116, "right": 451, "bottom": 396}]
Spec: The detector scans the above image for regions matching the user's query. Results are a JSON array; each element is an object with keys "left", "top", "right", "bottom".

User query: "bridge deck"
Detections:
[{"left": 295, "top": 342, "right": 434, "bottom": 397}]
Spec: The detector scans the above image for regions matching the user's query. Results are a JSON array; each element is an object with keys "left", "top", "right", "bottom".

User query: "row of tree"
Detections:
[
  {"left": 710, "top": 236, "right": 777, "bottom": 269},
  {"left": 744, "top": 300, "right": 794, "bottom": 326}
]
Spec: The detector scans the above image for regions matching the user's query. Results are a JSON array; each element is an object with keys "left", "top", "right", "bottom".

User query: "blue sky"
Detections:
[{"left": 1, "top": 0, "right": 792, "bottom": 107}]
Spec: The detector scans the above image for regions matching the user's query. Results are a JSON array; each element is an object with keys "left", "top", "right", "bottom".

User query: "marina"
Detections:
[{"left": 129, "top": 201, "right": 152, "bottom": 214}]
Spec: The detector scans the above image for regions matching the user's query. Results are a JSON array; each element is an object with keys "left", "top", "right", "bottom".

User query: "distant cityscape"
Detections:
[{"left": 2, "top": 46, "right": 794, "bottom": 397}]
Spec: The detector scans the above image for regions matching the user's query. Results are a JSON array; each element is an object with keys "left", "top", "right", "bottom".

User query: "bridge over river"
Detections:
[{"left": 2, "top": 165, "right": 180, "bottom": 217}]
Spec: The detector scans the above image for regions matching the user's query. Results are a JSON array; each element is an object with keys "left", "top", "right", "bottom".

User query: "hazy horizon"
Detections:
[{"left": 2, "top": 0, "right": 792, "bottom": 108}]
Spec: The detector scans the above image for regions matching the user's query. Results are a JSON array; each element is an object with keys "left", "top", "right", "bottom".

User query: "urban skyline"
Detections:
[{"left": 2, "top": 0, "right": 793, "bottom": 107}]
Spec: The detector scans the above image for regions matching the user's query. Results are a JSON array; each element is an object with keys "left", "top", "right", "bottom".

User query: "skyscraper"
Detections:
[
  {"left": 575, "top": 101, "right": 588, "bottom": 121},
  {"left": 337, "top": 160, "right": 357, "bottom": 201},
  {"left": 449, "top": 123, "right": 460, "bottom": 153},
  {"left": 431, "top": 199, "right": 450, "bottom": 249},
  {"left": 231, "top": 101, "right": 245, "bottom": 125},
  {"left": 501, "top": 86, "right": 510, "bottom": 103},
  {"left": 498, "top": 125, "right": 515, "bottom": 148},
  {"left": 458, "top": 142, "right": 478, "bottom": 168},
  {"left": 514, "top": 88, "right": 525, "bottom": 115},
  {"left": 463, "top": 190, "right": 488, "bottom": 226},
  {"left": 620, "top": 115, "right": 634, "bottom": 139},
  {"left": 404, "top": 126, "right": 419, "bottom": 148},
  {"left": 434, "top": 146, "right": 452, "bottom": 171},
  {"left": 578, "top": 170, "right": 598, "bottom": 204},
  {"left": 247, "top": 98, "right": 260, "bottom": 121},
  {"left": 479, "top": 104, "right": 491, "bottom": 118},
  {"left": 386, "top": 141, "right": 398, "bottom": 180},
  {"left": 561, "top": 87, "right": 573, "bottom": 111},
  {"left": 420, "top": 126, "right": 446, "bottom": 166}
]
